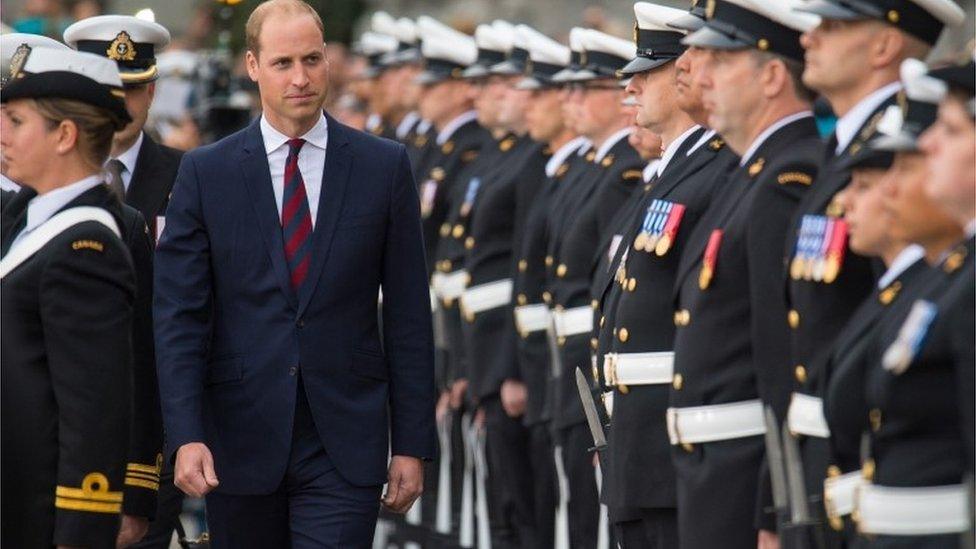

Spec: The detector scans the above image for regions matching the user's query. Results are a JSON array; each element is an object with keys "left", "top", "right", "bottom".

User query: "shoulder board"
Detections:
[
  {"left": 461, "top": 150, "right": 479, "bottom": 163},
  {"left": 72, "top": 239, "right": 105, "bottom": 252},
  {"left": 622, "top": 169, "right": 644, "bottom": 181},
  {"left": 600, "top": 154, "right": 615, "bottom": 168},
  {"left": 777, "top": 171, "right": 814, "bottom": 186},
  {"left": 708, "top": 138, "right": 725, "bottom": 151}
]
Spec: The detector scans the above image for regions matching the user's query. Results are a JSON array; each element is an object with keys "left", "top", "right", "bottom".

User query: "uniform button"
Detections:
[
  {"left": 591, "top": 338, "right": 598, "bottom": 350},
  {"left": 556, "top": 264, "right": 568, "bottom": 278},
  {"left": 681, "top": 442, "right": 694, "bottom": 453},
  {"left": 869, "top": 408, "right": 882, "bottom": 432},
  {"left": 443, "top": 260, "right": 453, "bottom": 271},
  {"left": 452, "top": 224, "right": 465, "bottom": 238},
  {"left": 618, "top": 327, "right": 629, "bottom": 342},
  {"left": 542, "top": 291, "right": 552, "bottom": 304},
  {"left": 439, "top": 223, "right": 451, "bottom": 237},
  {"left": 518, "top": 259, "right": 528, "bottom": 272},
  {"left": 794, "top": 365, "right": 807, "bottom": 384},
  {"left": 862, "top": 459, "right": 875, "bottom": 481},
  {"left": 788, "top": 309, "right": 800, "bottom": 329},
  {"left": 627, "top": 278, "right": 637, "bottom": 292},
  {"left": 591, "top": 299, "right": 599, "bottom": 310},
  {"left": 465, "top": 236, "right": 475, "bottom": 250},
  {"left": 463, "top": 272, "right": 472, "bottom": 285},
  {"left": 672, "top": 373, "right": 684, "bottom": 390},
  {"left": 557, "top": 336, "right": 566, "bottom": 346},
  {"left": 673, "top": 310, "right": 690, "bottom": 326},
  {"left": 545, "top": 255, "right": 554, "bottom": 267},
  {"left": 517, "top": 293, "right": 528, "bottom": 306},
  {"left": 288, "top": 366, "right": 298, "bottom": 376},
  {"left": 600, "top": 316, "right": 605, "bottom": 328}
]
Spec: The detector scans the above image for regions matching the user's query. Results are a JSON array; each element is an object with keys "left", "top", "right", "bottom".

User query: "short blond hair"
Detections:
[{"left": 245, "top": 0, "right": 325, "bottom": 56}]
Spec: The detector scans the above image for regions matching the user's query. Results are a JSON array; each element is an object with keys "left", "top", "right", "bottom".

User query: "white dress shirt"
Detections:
[
  {"left": 878, "top": 244, "right": 925, "bottom": 290},
  {"left": 261, "top": 113, "right": 328, "bottom": 228},
  {"left": 545, "top": 136, "right": 589, "bottom": 178},
  {"left": 0, "top": 174, "right": 20, "bottom": 192},
  {"left": 739, "top": 111, "right": 814, "bottom": 166},
  {"left": 396, "top": 111, "right": 421, "bottom": 140},
  {"left": 108, "top": 131, "right": 144, "bottom": 192},
  {"left": 594, "top": 127, "right": 634, "bottom": 163},
  {"left": 8, "top": 174, "right": 105, "bottom": 253},
  {"left": 436, "top": 110, "right": 479, "bottom": 145},
  {"left": 656, "top": 125, "right": 702, "bottom": 177},
  {"left": 834, "top": 82, "right": 902, "bottom": 155},
  {"left": 687, "top": 129, "right": 717, "bottom": 156}
]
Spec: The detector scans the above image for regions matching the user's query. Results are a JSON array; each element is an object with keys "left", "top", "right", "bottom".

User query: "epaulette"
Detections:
[
  {"left": 461, "top": 149, "right": 479, "bottom": 163},
  {"left": 777, "top": 171, "right": 814, "bottom": 186},
  {"left": 622, "top": 169, "right": 644, "bottom": 181}
]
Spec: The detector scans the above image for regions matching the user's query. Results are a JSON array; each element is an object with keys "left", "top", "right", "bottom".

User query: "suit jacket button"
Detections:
[
  {"left": 288, "top": 366, "right": 298, "bottom": 376},
  {"left": 297, "top": 318, "right": 305, "bottom": 328}
]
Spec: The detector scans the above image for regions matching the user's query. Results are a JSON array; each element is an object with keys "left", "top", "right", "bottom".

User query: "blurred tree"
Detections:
[{"left": 212, "top": 0, "right": 366, "bottom": 53}]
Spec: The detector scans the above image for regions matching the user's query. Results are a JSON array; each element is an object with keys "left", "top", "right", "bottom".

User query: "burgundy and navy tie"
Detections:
[{"left": 281, "top": 138, "right": 313, "bottom": 290}]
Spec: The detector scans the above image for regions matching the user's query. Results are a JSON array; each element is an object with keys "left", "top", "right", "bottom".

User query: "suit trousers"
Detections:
[{"left": 205, "top": 378, "right": 382, "bottom": 549}]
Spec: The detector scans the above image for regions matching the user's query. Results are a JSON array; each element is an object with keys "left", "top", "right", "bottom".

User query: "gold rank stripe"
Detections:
[
  {"left": 55, "top": 496, "right": 122, "bottom": 514},
  {"left": 126, "top": 462, "right": 161, "bottom": 476},
  {"left": 55, "top": 486, "right": 123, "bottom": 503},
  {"left": 126, "top": 470, "right": 160, "bottom": 482},
  {"left": 125, "top": 477, "right": 160, "bottom": 491}
]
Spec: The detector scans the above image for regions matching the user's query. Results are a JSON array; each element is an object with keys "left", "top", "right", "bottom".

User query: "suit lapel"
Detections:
[
  {"left": 238, "top": 120, "right": 298, "bottom": 310},
  {"left": 297, "top": 115, "right": 352, "bottom": 316},
  {"left": 125, "top": 133, "right": 166, "bottom": 219}
]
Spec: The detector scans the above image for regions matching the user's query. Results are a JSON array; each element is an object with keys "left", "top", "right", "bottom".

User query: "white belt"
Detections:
[
  {"left": 602, "top": 391, "right": 614, "bottom": 418},
  {"left": 460, "top": 279, "right": 513, "bottom": 316},
  {"left": 855, "top": 483, "right": 971, "bottom": 535},
  {"left": 824, "top": 470, "right": 863, "bottom": 519},
  {"left": 666, "top": 399, "right": 766, "bottom": 445},
  {"left": 514, "top": 304, "right": 550, "bottom": 335},
  {"left": 603, "top": 352, "right": 674, "bottom": 386},
  {"left": 552, "top": 306, "right": 593, "bottom": 338},
  {"left": 787, "top": 392, "right": 831, "bottom": 438},
  {"left": 432, "top": 270, "right": 469, "bottom": 300}
]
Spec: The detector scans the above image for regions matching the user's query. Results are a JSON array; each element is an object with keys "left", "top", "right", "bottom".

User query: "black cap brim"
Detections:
[
  {"left": 668, "top": 13, "right": 706, "bottom": 32},
  {"left": 836, "top": 147, "right": 895, "bottom": 171},
  {"left": 2, "top": 71, "right": 131, "bottom": 129},
  {"left": 793, "top": 0, "right": 865, "bottom": 20},
  {"left": 619, "top": 56, "right": 674, "bottom": 76},
  {"left": 682, "top": 25, "right": 751, "bottom": 51},
  {"left": 929, "top": 63, "right": 976, "bottom": 96}
]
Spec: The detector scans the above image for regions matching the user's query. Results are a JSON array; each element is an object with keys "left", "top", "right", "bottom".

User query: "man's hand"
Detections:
[
  {"left": 500, "top": 379, "right": 527, "bottom": 418},
  {"left": 116, "top": 514, "right": 149, "bottom": 548},
  {"left": 382, "top": 455, "right": 424, "bottom": 513},
  {"left": 174, "top": 442, "right": 220, "bottom": 498},
  {"left": 757, "top": 529, "right": 780, "bottom": 549},
  {"left": 450, "top": 379, "right": 468, "bottom": 410}
]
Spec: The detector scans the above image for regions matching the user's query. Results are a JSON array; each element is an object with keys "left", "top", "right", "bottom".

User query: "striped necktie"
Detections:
[{"left": 281, "top": 138, "right": 313, "bottom": 290}]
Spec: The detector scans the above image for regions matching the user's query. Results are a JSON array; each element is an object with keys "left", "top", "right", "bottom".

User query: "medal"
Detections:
[
  {"left": 823, "top": 219, "right": 848, "bottom": 284},
  {"left": 634, "top": 232, "right": 650, "bottom": 251},
  {"left": 656, "top": 204, "right": 686, "bottom": 257},
  {"left": 790, "top": 216, "right": 811, "bottom": 280},
  {"left": 459, "top": 177, "right": 481, "bottom": 218},
  {"left": 647, "top": 200, "right": 671, "bottom": 253},
  {"left": 698, "top": 229, "right": 723, "bottom": 290},
  {"left": 882, "top": 300, "right": 937, "bottom": 375}
]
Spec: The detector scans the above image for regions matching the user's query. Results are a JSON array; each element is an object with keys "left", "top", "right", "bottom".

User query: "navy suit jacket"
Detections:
[{"left": 154, "top": 115, "right": 437, "bottom": 493}]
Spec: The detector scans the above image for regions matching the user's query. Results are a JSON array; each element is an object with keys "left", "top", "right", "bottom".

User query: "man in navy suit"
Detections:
[{"left": 153, "top": 1, "right": 436, "bottom": 546}]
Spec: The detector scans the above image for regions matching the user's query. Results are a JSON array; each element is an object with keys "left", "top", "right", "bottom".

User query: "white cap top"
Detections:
[
  {"left": 421, "top": 32, "right": 477, "bottom": 66},
  {"left": 474, "top": 22, "right": 514, "bottom": 52},
  {"left": 2, "top": 33, "right": 68, "bottom": 55},
  {"left": 634, "top": 2, "right": 691, "bottom": 33},
  {"left": 64, "top": 14, "right": 170, "bottom": 49},
  {"left": 394, "top": 18, "right": 418, "bottom": 45},
  {"left": 917, "top": 0, "right": 966, "bottom": 26},
  {"left": 734, "top": 0, "right": 819, "bottom": 33},
  {"left": 417, "top": 16, "right": 472, "bottom": 43},
  {"left": 568, "top": 27, "right": 589, "bottom": 53},
  {"left": 514, "top": 25, "right": 548, "bottom": 52},
  {"left": 371, "top": 11, "right": 399, "bottom": 38},
  {"left": 901, "top": 57, "right": 947, "bottom": 103},
  {"left": 21, "top": 47, "right": 123, "bottom": 88},
  {"left": 581, "top": 29, "right": 637, "bottom": 61},
  {"left": 155, "top": 50, "right": 198, "bottom": 78},
  {"left": 528, "top": 32, "right": 571, "bottom": 66},
  {"left": 359, "top": 32, "right": 399, "bottom": 56}
]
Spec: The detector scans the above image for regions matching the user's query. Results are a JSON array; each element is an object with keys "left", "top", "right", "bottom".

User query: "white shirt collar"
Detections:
[
  {"left": 643, "top": 159, "right": 661, "bottom": 182},
  {"left": 0, "top": 174, "right": 20, "bottom": 192},
  {"left": 594, "top": 127, "right": 634, "bottom": 162},
  {"left": 436, "top": 110, "right": 479, "bottom": 145},
  {"left": 396, "top": 111, "right": 421, "bottom": 140},
  {"left": 834, "top": 81, "right": 902, "bottom": 155},
  {"left": 23, "top": 175, "right": 104, "bottom": 234},
  {"left": 260, "top": 112, "right": 329, "bottom": 156},
  {"left": 416, "top": 118, "right": 433, "bottom": 135},
  {"left": 576, "top": 138, "right": 593, "bottom": 156},
  {"left": 739, "top": 111, "right": 814, "bottom": 166},
  {"left": 878, "top": 244, "right": 925, "bottom": 290},
  {"left": 112, "top": 132, "right": 144, "bottom": 177},
  {"left": 656, "top": 125, "right": 701, "bottom": 177},
  {"left": 365, "top": 113, "right": 382, "bottom": 132},
  {"left": 545, "top": 136, "right": 588, "bottom": 178},
  {"left": 966, "top": 219, "right": 976, "bottom": 238},
  {"left": 688, "top": 129, "right": 717, "bottom": 156}
]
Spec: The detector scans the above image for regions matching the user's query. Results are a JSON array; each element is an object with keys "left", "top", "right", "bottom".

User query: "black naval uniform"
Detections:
[
  {"left": 669, "top": 115, "right": 821, "bottom": 549},
  {"left": 512, "top": 139, "right": 587, "bottom": 549},
  {"left": 859, "top": 238, "right": 974, "bottom": 548},
  {"left": 821, "top": 249, "right": 929, "bottom": 537},
  {"left": 783, "top": 91, "right": 898, "bottom": 516},
  {"left": 597, "top": 129, "right": 737, "bottom": 547},
  {"left": 123, "top": 132, "right": 183, "bottom": 243},
  {"left": 462, "top": 135, "right": 550, "bottom": 548},
  {"left": 1, "top": 184, "right": 136, "bottom": 549},
  {"left": 548, "top": 131, "right": 644, "bottom": 548}
]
